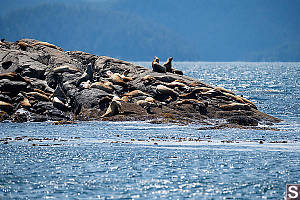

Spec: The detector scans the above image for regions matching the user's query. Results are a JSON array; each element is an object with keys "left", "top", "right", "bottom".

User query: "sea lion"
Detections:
[
  {"left": 179, "top": 87, "right": 209, "bottom": 99},
  {"left": 76, "top": 63, "right": 94, "bottom": 86},
  {"left": 53, "top": 65, "right": 80, "bottom": 74},
  {"left": 52, "top": 84, "right": 68, "bottom": 104},
  {"left": 19, "top": 98, "right": 31, "bottom": 108},
  {"left": 141, "top": 75, "right": 155, "bottom": 82},
  {"left": 152, "top": 56, "right": 166, "bottom": 73},
  {"left": 33, "top": 89, "right": 51, "bottom": 97},
  {"left": 32, "top": 41, "right": 63, "bottom": 51},
  {"left": 221, "top": 92, "right": 257, "bottom": 109},
  {"left": 106, "top": 71, "right": 127, "bottom": 87},
  {"left": 79, "top": 80, "right": 91, "bottom": 89},
  {"left": 90, "top": 81, "right": 114, "bottom": 93},
  {"left": 123, "top": 90, "right": 149, "bottom": 97},
  {"left": 163, "top": 57, "right": 174, "bottom": 72},
  {"left": 52, "top": 97, "right": 70, "bottom": 111},
  {"left": 26, "top": 92, "right": 49, "bottom": 102},
  {"left": 167, "top": 81, "right": 189, "bottom": 91},
  {"left": 0, "top": 101, "right": 13, "bottom": 112},
  {"left": 173, "top": 69, "right": 183, "bottom": 75},
  {"left": 156, "top": 85, "right": 179, "bottom": 97},
  {"left": 215, "top": 87, "right": 235, "bottom": 95},
  {"left": 136, "top": 97, "right": 156, "bottom": 113},
  {"left": 101, "top": 96, "right": 122, "bottom": 117},
  {"left": 17, "top": 41, "right": 30, "bottom": 51}
]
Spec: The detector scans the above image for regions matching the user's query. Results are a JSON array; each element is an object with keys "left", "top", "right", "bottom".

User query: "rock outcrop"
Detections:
[{"left": 0, "top": 39, "right": 280, "bottom": 126}]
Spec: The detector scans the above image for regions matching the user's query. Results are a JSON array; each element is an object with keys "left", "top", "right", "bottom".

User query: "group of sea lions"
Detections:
[
  {"left": 152, "top": 56, "right": 183, "bottom": 75},
  {"left": 1, "top": 38, "right": 277, "bottom": 125}
]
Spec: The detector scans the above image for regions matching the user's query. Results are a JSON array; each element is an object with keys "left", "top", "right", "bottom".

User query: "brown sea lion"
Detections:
[
  {"left": 26, "top": 92, "right": 49, "bottom": 102},
  {"left": 17, "top": 41, "right": 30, "bottom": 51},
  {"left": 101, "top": 96, "right": 122, "bottom": 117},
  {"left": 123, "top": 90, "right": 148, "bottom": 97},
  {"left": 19, "top": 98, "right": 31, "bottom": 108},
  {"left": 53, "top": 65, "right": 80, "bottom": 74},
  {"left": 90, "top": 81, "right": 114, "bottom": 93},
  {"left": 0, "top": 101, "right": 13, "bottom": 112},
  {"left": 219, "top": 103, "right": 251, "bottom": 111},
  {"left": 136, "top": 97, "right": 157, "bottom": 113},
  {"left": 156, "top": 85, "right": 179, "bottom": 97},
  {"left": 152, "top": 56, "right": 166, "bottom": 73},
  {"left": 163, "top": 57, "right": 174, "bottom": 72},
  {"left": 106, "top": 71, "right": 127, "bottom": 87},
  {"left": 32, "top": 41, "right": 63, "bottom": 51}
]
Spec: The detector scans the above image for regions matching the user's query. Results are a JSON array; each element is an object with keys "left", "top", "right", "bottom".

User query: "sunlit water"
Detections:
[{"left": 1, "top": 62, "right": 299, "bottom": 199}]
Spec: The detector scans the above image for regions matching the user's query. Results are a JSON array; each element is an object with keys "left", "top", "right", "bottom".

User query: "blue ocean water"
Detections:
[{"left": 0, "top": 62, "right": 299, "bottom": 199}]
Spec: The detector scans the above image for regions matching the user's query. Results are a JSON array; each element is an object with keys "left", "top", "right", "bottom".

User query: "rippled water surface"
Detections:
[{"left": 1, "top": 62, "right": 299, "bottom": 199}]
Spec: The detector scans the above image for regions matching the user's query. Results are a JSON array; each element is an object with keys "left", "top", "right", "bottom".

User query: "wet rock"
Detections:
[
  {"left": 76, "top": 88, "right": 112, "bottom": 108},
  {"left": 227, "top": 116, "right": 258, "bottom": 126},
  {"left": 0, "top": 79, "right": 29, "bottom": 95}
]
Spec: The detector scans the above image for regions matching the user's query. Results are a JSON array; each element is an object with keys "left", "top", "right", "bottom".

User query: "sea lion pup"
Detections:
[
  {"left": 163, "top": 57, "right": 174, "bottom": 72},
  {"left": 32, "top": 41, "right": 63, "bottom": 51},
  {"left": 152, "top": 56, "right": 166, "bottom": 73},
  {"left": 101, "top": 96, "right": 122, "bottom": 117}
]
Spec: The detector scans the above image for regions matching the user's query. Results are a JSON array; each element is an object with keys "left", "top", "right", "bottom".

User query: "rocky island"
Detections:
[{"left": 0, "top": 39, "right": 280, "bottom": 127}]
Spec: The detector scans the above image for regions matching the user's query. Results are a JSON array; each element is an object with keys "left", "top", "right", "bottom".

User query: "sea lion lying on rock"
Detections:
[
  {"left": 123, "top": 90, "right": 149, "bottom": 97},
  {"left": 32, "top": 41, "right": 63, "bottom": 51},
  {"left": 136, "top": 97, "right": 157, "bottom": 113},
  {"left": 26, "top": 92, "right": 49, "bottom": 102},
  {"left": 101, "top": 96, "right": 122, "bottom": 117},
  {"left": 53, "top": 65, "right": 80, "bottom": 74},
  {"left": 152, "top": 57, "right": 166, "bottom": 73},
  {"left": 156, "top": 85, "right": 179, "bottom": 97},
  {"left": 106, "top": 71, "right": 127, "bottom": 87},
  {"left": 90, "top": 81, "right": 114, "bottom": 93},
  {"left": 17, "top": 41, "right": 30, "bottom": 51},
  {"left": 0, "top": 101, "right": 13, "bottom": 113}
]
